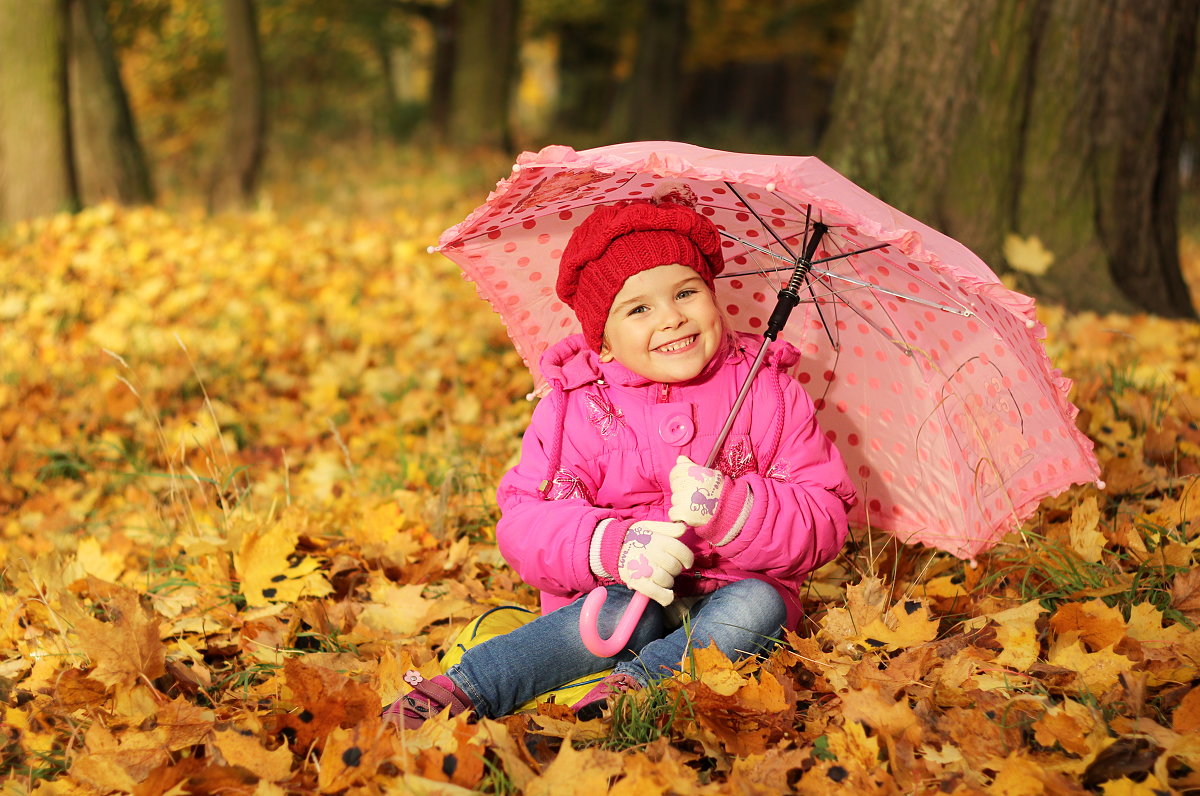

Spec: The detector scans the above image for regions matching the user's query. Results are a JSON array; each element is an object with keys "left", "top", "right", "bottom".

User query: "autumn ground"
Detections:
[{"left": 1, "top": 144, "right": 1199, "bottom": 795}]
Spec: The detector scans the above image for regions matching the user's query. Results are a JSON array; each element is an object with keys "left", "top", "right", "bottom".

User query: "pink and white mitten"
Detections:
[{"left": 667, "top": 455, "right": 754, "bottom": 546}]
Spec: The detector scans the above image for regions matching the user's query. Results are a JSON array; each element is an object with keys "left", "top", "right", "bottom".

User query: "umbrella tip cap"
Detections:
[
  {"left": 1025, "top": 319, "right": 1036, "bottom": 329},
  {"left": 427, "top": 245, "right": 438, "bottom": 254},
  {"left": 766, "top": 182, "right": 776, "bottom": 192},
  {"left": 1095, "top": 479, "right": 1107, "bottom": 490}
]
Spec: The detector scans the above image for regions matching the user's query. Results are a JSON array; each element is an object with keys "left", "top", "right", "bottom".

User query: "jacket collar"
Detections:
[{"left": 540, "top": 332, "right": 759, "bottom": 392}]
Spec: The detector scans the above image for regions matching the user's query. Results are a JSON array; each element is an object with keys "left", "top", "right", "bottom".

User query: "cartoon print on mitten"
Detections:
[{"left": 669, "top": 457, "right": 727, "bottom": 527}]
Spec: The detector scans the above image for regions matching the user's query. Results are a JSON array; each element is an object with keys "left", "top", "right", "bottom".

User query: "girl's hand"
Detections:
[
  {"left": 614, "top": 520, "right": 693, "bottom": 606},
  {"left": 668, "top": 456, "right": 726, "bottom": 526},
  {"left": 668, "top": 455, "right": 755, "bottom": 547}
]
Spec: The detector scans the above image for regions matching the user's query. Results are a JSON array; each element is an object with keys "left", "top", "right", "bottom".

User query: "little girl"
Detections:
[{"left": 385, "top": 199, "right": 857, "bottom": 726}]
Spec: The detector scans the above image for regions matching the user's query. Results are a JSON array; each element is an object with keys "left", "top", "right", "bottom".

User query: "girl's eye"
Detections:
[
  {"left": 676, "top": 289, "right": 697, "bottom": 300},
  {"left": 627, "top": 305, "right": 648, "bottom": 316}
]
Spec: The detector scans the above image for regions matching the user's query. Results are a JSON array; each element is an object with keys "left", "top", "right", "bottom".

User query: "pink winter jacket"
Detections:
[{"left": 495, "top": 331, "right": 857, "bottom": 630}]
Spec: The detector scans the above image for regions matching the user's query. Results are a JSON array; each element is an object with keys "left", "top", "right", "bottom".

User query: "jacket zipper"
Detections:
[{"left": 658, "top": 382, "right": 670, "bottom": 403}]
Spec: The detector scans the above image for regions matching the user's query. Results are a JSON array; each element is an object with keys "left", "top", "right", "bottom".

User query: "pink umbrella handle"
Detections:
[{"left": 579, "top": 587, "right": 650, "bottom": 657}]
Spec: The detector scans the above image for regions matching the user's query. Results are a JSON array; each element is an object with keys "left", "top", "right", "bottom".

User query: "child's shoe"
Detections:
[
  {"left": 572, "top": 672, "right": 641, "bottom": 721},
  {"left": 382, "top": 670, "right": 474, "bottom": 730}
]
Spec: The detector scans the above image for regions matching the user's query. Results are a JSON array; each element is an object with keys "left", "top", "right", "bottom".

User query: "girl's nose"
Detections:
[{"left": 660, "top": 305, "right": 686, "bottom": 328}]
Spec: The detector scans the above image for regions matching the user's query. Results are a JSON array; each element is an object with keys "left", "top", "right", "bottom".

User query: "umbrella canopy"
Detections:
[{"left": 436, "top": 141, "right": 1101, "bottom": 560}]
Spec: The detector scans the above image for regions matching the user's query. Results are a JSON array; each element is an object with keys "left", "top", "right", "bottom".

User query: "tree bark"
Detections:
[
  {"left": 66, "top": 0, "right": 154, "bottom": 206},
  {"left": 554, "top": 20, "right": 618, "bottom": 136},
  {"left": 0, "top": 0, "right": 76, "bottom": 224},
  {"left": 211, "top": 0, "right": 266, "bottom": 210},
  {"left": 449, "top": 0, "right": 520, "bottom": 150},
  {"left": 611, "top": 0, "right": 688, "bottom": 142},
  {"left": 821, "top": 0, "right": 1198, "bottom": 318},
  {"left": 427, "top": 1, "right": 457, "bottom": 144}
]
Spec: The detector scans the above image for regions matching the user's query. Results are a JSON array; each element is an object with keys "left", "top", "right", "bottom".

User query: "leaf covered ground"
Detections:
[{"left": 1, "top": 147, "right": 1199, "bottom": 795}]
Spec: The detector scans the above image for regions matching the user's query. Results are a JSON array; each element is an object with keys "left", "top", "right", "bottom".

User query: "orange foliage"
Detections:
[{"left": 0, "top": 155, "right": 1198, "bottom": 792}]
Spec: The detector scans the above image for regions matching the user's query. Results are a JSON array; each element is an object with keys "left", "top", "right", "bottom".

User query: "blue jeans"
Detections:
[{"left": 446, "top": 578, "right": 787, "bottom": 718}]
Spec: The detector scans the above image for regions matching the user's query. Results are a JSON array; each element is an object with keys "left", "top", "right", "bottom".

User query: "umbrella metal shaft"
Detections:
[
  {"left": 706, "top": 224, "right": 827, "bottom": 466},
  {"left": 705, "top": 340, "right": 771, "bottom": 468}
]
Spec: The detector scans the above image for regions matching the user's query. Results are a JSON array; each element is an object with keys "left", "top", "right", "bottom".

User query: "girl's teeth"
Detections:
[{"left": 659, "top": 336, "right": 694, "bottom": 353}]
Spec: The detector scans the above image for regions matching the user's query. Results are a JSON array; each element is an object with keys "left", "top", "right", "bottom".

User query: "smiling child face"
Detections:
[{"left": 599, "top": 263, "right": 724, "bottom": 384}]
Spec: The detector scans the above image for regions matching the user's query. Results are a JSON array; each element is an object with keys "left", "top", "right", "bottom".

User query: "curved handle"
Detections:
[{"left": 579, "top": 587, "right": 650, "bottom": 657}]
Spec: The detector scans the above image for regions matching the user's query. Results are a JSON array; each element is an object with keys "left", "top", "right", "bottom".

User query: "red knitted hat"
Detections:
[{"left": 557, "top": 200, "right": 725, "bottom": 352}]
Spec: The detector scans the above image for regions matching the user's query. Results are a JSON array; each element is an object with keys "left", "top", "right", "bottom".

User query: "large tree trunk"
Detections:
[
  {"left": 67, "top": 0, "right": 154, "bottom": 206},
  {"left": 553, "top": 20, "right": 618, "bottom": 136},
  {"left": 821, "top": 0, "right": 1198, "bottom": 318},
  {"left": 0, "top": 0, "right": 76, "bottom": 224},
  {"left": 427, "top": 2, "right": 457, "bottom": 145},
  {"left": 449, "top": 0, "right": 520, "bottom": 150},
  {"left": 211, "top": 0, "right": 266, "bottom": 210},
  {"left": 611, "top": 0, "right": 687, "bottom": 142}
]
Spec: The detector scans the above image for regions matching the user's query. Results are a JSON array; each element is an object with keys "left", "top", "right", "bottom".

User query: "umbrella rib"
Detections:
[
  {"left": 721, "top": 241, "right": 892, "bottom": 274},
  {"left": 718, "top": 233, "right": 972, "bottom": 317},
  {"left": 724, "top": 182, "right": 801, "bottom": 261},
  {"left": 817, "top": 276, "right": 916, "bottom": 357},
  {"left": 800, "top": 272, "right": 838, "bottom": 350}
]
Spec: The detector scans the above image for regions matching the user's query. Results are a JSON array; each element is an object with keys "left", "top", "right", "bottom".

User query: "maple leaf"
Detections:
[
  {"left": 1032, "top": 699, "right": 1102, "bottom": 757},
  {"left": 853, "top": 597, "right": 939, "bottom": 652},
  {"left": 840, "top": 685, "right": 923, "bottom": 749},
  {"left": 1169, "top": 568, "right": 1200, "bottom": 624},
  {"left": 1174, "top": 686, "right": 1200, "bottom": 735},
  {"left": 964, "top": 599, "right": 1046, "bottom": 671},
  {"left": 1048, "top": 638, "right": 1134, "bottom": 694},
  {"left": 1050, "top": 599, "right": 1126, "bottom": 652},
  {"left": 275, "top": 657, "right": 379, "bottom": 752},
  {"left": 521, "top": 736, "right": 624, "bottom": 796},
  {"left": 988, "top": 752, "right": 1084, "bottom": 794},
  {"left": 74, "top": 588, "right": 165, "bottom": 690},
  {"left": 1004, "top": 233, "right": 1055, "bottom": 275},
  {"left": 319, "top": 723, "right": 401, "bottom": 792},
  {"left": 476, "top": 718, "right": 537, "bottom": 792},
  {"left": 212, "top": 727, "right": 294, "bottom": 782},
  {"left": 53, "top": 667, "right": 108, "bottom": 711},
  {"left": 819, "top": 575, "right": 889, "bottom": 648},
  {"left": 1068, "top": 495, "right": 1106, "bottom": 563},
  {"left": 234, "top": 512, "right": 333, "bottom": 607},
  {"left": 412, "top": 714, "right": 487, "bottom": 790}
]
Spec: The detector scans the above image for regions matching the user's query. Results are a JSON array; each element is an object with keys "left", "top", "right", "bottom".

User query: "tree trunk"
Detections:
[
  {"left": 553, "top": 20, "right": 619, "bottom": 136},
  {"left": 449, "top": 0, "right": 520, "bottom": 150},
  {"left": 66, "top": 0, "right": 154, "bottom": 206},
  {"left": 821, "top": 0, "right": 1198, "bottom": 318},
  {"left": 211, "top": 0, "right": 266, "bottom": 210},
  {"left": 427, "top": 2, "right": 457, "bottom": 144},
  {"left": 611, "top": 0, "right": 687, "bottom": 142},
  {"left": 0, "top": 0, "right": 76, "bottom": 224}
]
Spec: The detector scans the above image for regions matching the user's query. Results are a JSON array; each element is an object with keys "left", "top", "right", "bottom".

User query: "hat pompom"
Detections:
[{"left": 652, "top": 182, "right": 698, "bottom": 209}]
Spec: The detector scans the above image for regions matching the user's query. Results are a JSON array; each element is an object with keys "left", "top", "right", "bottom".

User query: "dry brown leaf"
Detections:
[
  {"left": 522, "top": 737, "right": 624, "bottom": 796},
  {"left": 1050, "top": 600, "right": 1126, "bottom": 652},
  {"left": 1173, "top": 685, "right": 1200, "bottom": 735},
  {"left": 853, "top": 597, "right": 940, "bottom": 651},
  {"left": 74, "top": 588, "right": 165, "bottom": 690},
  {"left": 1048, "top": 639, "right": 1134, "bottom": 694},
  {"left": 1068, "top": 495, "right": 1106, "bottom": 563},
  {"left": 1032, "top": 701, "right": 1098, "bottom": 758},
  {"left": 212, "top": 728, "right": 294, "bottom": 782},
  {"left": 1169, "top": 568, "right": 1200, "bottom": 623},
  {"left": 275, "top": 657, "right": 378, "bottom": 752}
]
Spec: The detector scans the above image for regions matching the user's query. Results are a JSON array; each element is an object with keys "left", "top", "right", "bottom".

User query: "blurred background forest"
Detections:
[{"left": 2, "top": 0, "right": 1200, "bottom": 317}]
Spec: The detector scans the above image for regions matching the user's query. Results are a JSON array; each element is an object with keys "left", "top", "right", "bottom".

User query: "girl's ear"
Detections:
[{"left": 598, "top": 341, "right": 614, "bottom": 363}]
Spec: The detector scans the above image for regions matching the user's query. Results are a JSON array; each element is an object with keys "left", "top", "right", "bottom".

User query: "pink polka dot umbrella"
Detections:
[{"left": 436, "top": 141, "right": 1101, "bottom": 561}]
